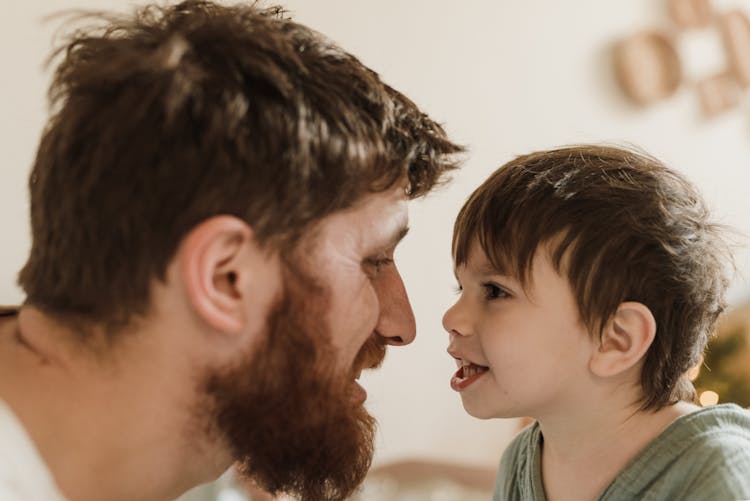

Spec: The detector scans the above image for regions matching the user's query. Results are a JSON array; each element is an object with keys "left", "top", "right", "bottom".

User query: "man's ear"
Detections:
[
  {"left": 589, "top": 302, "right": 656, "bottom": 378},
  {"left": 179, "top": 215, "right": 260, "bottom": 335}
]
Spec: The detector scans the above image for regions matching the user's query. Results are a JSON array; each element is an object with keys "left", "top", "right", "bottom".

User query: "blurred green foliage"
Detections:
[{"left": 694, "top": 325, "right": 750, "bottom": 408}]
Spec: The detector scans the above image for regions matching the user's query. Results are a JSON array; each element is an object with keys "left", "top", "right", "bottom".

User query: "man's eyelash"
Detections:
[{"left": 367, "top": 257, "right": 393, "bottom": 272}]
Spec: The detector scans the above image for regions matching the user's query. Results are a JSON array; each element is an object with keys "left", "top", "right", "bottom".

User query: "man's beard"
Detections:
[{"left": 199, "top": 263, "right": 386, "bottom": 501}]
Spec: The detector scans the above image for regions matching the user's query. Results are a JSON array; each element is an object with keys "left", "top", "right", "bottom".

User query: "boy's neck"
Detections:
[{"left": 537, "top": 398, "right": 698, "bottom": 501}]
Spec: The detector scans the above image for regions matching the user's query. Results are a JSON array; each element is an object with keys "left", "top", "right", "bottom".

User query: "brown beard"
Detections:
[{"left": 200, "top": 263, "right": 385, "bottom": 501}]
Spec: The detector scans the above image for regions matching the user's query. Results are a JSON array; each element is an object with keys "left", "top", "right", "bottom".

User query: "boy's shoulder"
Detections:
[
  {"left": 602, "top": 404, "right": 750, "bottom": 500},
  {"left": 498, "top": 420, "right": 540, "bottom": 468},
  {"left": 493, "top": 406, "right": 750, "bottom": 501},
  {"left": 493, "top": 421, "right": 543, "bottom": 501},
  {"left": 653, "top": 403, "right": 750, "bottom": 457}
]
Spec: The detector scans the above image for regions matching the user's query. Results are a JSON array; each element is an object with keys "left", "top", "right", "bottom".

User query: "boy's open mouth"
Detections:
[{"left": 450, "top": 359, "right": 490, "bottom": 392}]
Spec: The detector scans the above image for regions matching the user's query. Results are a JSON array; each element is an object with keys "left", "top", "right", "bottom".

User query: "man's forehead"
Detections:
[
  {"left": 350, "top": 188, "right": 409, "bottom": 250},
  {"left": 303, "top": 186, "right": 409, "bottom": 254}
]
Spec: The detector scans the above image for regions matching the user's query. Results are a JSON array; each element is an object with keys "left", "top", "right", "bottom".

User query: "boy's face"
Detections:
[{"left": 443, "top": 242, "right": 595, "bottom": 420}]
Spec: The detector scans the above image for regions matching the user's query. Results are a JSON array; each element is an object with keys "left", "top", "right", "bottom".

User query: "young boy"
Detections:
[{"left": 443, "top": 145, "right": 750, "bottom": 501}]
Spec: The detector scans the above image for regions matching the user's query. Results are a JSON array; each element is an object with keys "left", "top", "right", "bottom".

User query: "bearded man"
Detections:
[{"left": 0, "top": 2, "right": 461, "bottom": 500}]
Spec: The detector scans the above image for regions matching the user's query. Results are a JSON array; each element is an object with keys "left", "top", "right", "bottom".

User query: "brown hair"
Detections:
[
  {"left": 18, "top": 1, "right": 462, "bottom": 331},
  {"left": 452, "top": 145, "right": 731, "bottom": 410}
]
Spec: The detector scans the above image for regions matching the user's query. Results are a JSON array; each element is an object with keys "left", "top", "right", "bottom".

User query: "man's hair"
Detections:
[
  {"left": 452, "top": 145, "right": 731, "bottom": 410},
  {"left": 18, "top": 1, "right": 462, "bottom": 331}
]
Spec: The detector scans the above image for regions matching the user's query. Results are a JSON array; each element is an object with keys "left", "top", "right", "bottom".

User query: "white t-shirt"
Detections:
[{"left": 0, "top": 399, "right": 67, "bottom": 500}]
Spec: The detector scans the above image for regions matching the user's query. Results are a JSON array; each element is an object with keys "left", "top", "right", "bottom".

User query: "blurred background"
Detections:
[{"left": 2, "top": 1, "right": 750, "bottom": 499}]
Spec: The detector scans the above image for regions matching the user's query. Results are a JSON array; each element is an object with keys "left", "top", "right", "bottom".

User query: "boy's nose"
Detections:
[{"left": 442, "top": 298, "right": 470, "bottom": 338}]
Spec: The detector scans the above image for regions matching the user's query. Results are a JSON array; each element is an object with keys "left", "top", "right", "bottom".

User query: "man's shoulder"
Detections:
[{"left": 0, "top": 400, "right": 68, "bottom": 501}]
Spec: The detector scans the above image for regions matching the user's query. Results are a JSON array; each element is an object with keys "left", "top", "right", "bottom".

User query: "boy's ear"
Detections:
[
  {"left": 179, "top": 215, "right": 266, "bottom": 335},
  {"left": 589, "top": 302, "right": 656, "bottom": 378}
]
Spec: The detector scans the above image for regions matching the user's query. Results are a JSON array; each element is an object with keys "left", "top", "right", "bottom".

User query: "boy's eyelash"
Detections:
[
  {"left": 482, "top": 282, "right": 509, "bottom": 300},
  {"left": 453, "top": 282, "right": 509, "bottom": 300}
]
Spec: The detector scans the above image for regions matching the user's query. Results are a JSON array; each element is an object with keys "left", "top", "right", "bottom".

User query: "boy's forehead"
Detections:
[
  {"left": 456, "top": 239, "right": 571, "bottom": 298},
  {"left": 456, "top": 241, "right": 511, "bottom": 278},
  {"left": 469, "top": 241, "right": 507, "bottom": 272}
]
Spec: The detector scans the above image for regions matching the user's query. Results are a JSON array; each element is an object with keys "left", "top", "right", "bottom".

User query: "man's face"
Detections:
[
  {"left": 442, "top": 242, "right": 593, "bottom": 420},
  {"left": 200, "top": 185, "right": 415, "bottom": 500},
  {"left": 300, "top": 183, "right": 415, "bottom": 398}
]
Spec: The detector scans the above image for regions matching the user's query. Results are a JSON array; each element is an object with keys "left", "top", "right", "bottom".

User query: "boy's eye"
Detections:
[
  {"left": 482, "top": 282, "right": 508, "bottom": 300},
  {"left": 453, "top": 284, "right": 463, "bottom": 295}
]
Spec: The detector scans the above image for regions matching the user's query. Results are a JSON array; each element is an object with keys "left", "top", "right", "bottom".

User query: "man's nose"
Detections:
[{"left": 375, "top": 266, "right": 416, "bottom": 346}]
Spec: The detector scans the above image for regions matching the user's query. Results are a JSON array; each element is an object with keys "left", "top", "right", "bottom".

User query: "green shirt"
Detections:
[{"left": 493, "top": 404, "right": 750, "bottom": 501}]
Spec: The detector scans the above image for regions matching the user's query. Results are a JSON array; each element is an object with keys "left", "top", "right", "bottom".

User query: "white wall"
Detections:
[{"left": 3, "top": 0, "right": 750, "bottom": 470}]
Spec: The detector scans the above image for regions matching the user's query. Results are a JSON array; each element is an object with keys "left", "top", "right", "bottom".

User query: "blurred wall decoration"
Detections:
[{"left": 615, "top": 0, "right": 750, "bottom": 117}]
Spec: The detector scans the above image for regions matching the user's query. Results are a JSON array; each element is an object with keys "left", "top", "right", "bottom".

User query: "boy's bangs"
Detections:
[{"left": 452, "top": 184, "right": 537, "bottom": 285}]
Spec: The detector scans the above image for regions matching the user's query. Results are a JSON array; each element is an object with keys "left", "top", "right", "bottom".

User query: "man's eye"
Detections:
[
  {"left": 482, "top": 282, "right": 508, "bottom": 300},
  {"left": 366, "top": 257, "right": 394, "bottom": 274}
]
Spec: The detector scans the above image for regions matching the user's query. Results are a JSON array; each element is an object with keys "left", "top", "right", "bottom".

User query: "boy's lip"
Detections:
[
  {"left": 450, "top": 365, "right": 489, "bottom": 391},
  {"left": 447, "top": 348, "right": 491, "bottom": 391},
  {"left": 447, "top": 348, "right": 488, "bottom": 368}
]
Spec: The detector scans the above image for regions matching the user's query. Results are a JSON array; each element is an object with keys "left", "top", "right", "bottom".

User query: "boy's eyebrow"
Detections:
[
  {"left": 478, "top": 262, "right": 506, "bottom": 277},
  {"left": 452, "top": 261, "right": 511, "bottom": 282}
]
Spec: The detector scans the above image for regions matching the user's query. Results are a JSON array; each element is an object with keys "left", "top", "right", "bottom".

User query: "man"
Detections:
[{"left": 0, "top": 2, "right": 462, "bottom": 500}]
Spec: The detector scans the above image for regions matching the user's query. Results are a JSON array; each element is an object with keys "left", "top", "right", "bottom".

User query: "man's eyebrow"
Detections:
[
  {"left": 390, "top": 225, "right": 410, "bottom": 248},
  {"left": 373, "top": 225, "right": 410, "bottom": 255}
]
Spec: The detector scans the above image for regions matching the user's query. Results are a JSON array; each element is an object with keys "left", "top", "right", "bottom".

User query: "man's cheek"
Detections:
[{"left": 329, "top": 283, "right": 378, "bottom": 358}]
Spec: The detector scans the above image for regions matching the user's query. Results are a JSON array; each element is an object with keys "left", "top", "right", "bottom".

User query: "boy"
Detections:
[{"left": 443, "top": 145, "right": 750, "bottom": 500}]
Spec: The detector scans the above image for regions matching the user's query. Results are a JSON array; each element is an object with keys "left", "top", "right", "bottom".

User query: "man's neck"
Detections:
[
  {"left": 536, "top": 390, "right": 698, "bottom": 501},
  {"left": 0, "top": 307, "right": 229, "bottom": 501}
]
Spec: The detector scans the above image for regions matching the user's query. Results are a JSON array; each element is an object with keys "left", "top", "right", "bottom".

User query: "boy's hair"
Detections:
[
  {"left": 452, "top": 145, "right": 731, "bottom": 410},
  {"left": 18, "top": 1, "right": 462, "bottom": 332}
]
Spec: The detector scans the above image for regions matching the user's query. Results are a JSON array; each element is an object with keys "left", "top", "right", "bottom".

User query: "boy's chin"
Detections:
[{"left": 461, "top": 397, "right": 508, "bottom": 420}]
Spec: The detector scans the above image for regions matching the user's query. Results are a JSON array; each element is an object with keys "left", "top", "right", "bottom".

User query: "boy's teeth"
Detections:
[{"left": 460, "top": 361, "right": 489, "bottom": 379}]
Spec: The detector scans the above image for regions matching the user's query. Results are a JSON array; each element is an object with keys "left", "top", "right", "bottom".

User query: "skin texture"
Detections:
[
  {"left": 0, "top": 184, "right": 416, "bottom": 501},
  {"left": 443, "top": 242, "right": 698, "bottom": 501}
]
